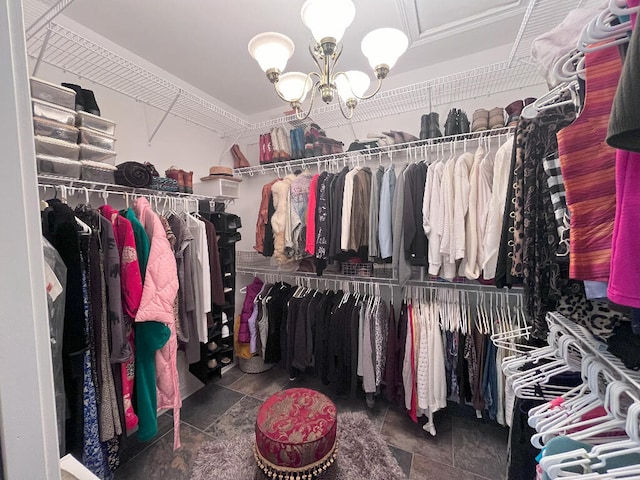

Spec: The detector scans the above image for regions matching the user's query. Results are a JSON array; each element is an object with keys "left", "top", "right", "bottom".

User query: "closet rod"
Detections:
[
  {"left": 37, "top": 175, "right": 231, "bottom": 204},
  {"left": 405, "top": 279, "right": 524, "bottom": 294},
  {"left": 235, "top": 267, "right": 397, "bottom": 286}
]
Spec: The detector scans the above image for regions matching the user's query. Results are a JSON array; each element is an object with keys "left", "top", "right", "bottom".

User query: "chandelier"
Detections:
[{"left": 247, "top": 0, "right": 409, "bottom": 120}]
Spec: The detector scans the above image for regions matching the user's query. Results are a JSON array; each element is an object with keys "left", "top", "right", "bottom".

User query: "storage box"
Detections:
[
  {"left": 80, "top": 160, "right": 117, "bottom": 184},
  {"left": 194, "top": 177, "right": 240, "bottom": 199},
  {"left": 76, "top": 111, "right": 116, "bottom": 136},
  {"left": 341, "top": 262, "right": 374, "bottom": 277},
  {"left": 30, "top": 77, "right": 76, "bottom": 109},
  {"left": 32, "top": 98, "right": 76, "bottom": 126},
  {"left": 79, "top": 144, "right": 117, "bottom": 164},
  {"left": 37, "top": 154, "right": 81, "bottom": 179},
  {"left": 78, "top": 127, "right": 116, "bottom": 151},
  {"left": 33, "top": 117, "right": 79, "bottom": 143},
  {"left": 34, "top": 136, "right": 80, "bottom": 160}
]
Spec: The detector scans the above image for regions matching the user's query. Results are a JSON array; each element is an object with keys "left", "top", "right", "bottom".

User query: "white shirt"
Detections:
[
  {"left": 340, "top": 167, "right": 361, "bottom": 251},
  {"left": 425, "top": 162, "right": 443, "bottom": 276},
  {"left": 454, "top": 152, "right": 475, "bottom": 261},
  {"left": 483, "top": 137, "right": 514, "bottom": 279},
  {"left": 462, "top": 146, "right": 484, "bottom": 279},
  {"left": 476, "top": 150, "right": 495, "bottom": 272},
  {"left": 439, "top": 156, "right": 458, "bottom": 280}
]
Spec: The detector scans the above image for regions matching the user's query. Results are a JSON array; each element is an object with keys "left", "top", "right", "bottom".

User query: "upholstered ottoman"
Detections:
[{"left": 254, "top": 388, "right": 338, "bottom": 479}]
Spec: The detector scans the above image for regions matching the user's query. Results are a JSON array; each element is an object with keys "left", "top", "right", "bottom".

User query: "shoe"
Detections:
[
  {"left": 276, "top": 127, "right": 291, "bottom": 161},
  {"left": 524, "top": 97, "right": 536, "bottom": 106},
  {"left": 265, "top": 133, "right": 274, "bottom": 163},
  {"left": 471, "top": 108, "right": 489, "bottom": 132},
  {"left": 458, "top": 110, "right": 470, "bottom": 134},
  {"left": 396, "top": 131, "right": 419, "bottom": 143},
  {"left": 365, "top": 393, "right": 375, "bottom": 409},
  {"left": 222, "top": 312, "right": 228, "bottom": 324},
  {"left": 444, "top": 109, "right": 458, "bottom": 136},
  {"left": 165, "top": 167, "right": 185, "bottom": 193},
  {"left": 221, "top": 356, "right": 232, "bottom": 365},
  {"left": 221, "top": 325, "right": 230, "bottom": 338},
  {"left": 488, "top": 107, "right": 505, "bottom": 129},
  {"left": 182, "top": 170, "right": 193, "bottom": 194},
  {"left": 270, "top": 127, "right": 282, "bottom": 161},
  {"left": 420, "top": 114, "right": 429, "bottom": 140},
  {"left": 505, "top": 100, "right": 524, "bottom": 128},
  {"left": 426, "top": 112, "right": 442, "bottom": 139},
  {"left": 207, "top": 358, "right": 218, "bottom": 369},
  {"left": 231, "top": 144, "right": 251, "bottom": 168},
  {"left": 81, "top": 89, "right": 100, "bottom": 116},
  {"left": 289, "top": 367, "right": 299, "bottom": 381},
  {"left": 207, "top": 341, "right": 218, "bottom": 352},
  {"left": 61, "top": 83, "right": 86, "bottom": 112}
]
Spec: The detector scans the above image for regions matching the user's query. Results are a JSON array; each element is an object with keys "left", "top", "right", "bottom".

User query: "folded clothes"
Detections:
[
  {"left": 114, "top": 161, "right": 152, "bottom": 188},
  {"left": 149, "top": 176, "right": 179, "bottom": 192}
]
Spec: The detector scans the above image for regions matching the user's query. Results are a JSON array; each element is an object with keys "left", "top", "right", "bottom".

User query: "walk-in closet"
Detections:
[{"left": 1, "top": 0, "right": 638, "bottom": 479}]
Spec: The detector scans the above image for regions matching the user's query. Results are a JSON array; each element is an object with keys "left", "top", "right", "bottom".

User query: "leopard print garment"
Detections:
[
  {"left": 510, "top": 119, "right": 534, "bottom": 277},
  {"left": 556, "top": 280, "right": 625, "bottom": 341}
]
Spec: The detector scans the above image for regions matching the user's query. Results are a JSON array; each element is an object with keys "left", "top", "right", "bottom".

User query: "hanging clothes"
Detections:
[
  {"left": 379, "top": 164, "right": 396, "bottom": 261},
  {"left": 556, "top": 44, "right": 622, "bottom": 282},
  {"left": 368, "top": 165, "right": 384, "bottom": 260}
]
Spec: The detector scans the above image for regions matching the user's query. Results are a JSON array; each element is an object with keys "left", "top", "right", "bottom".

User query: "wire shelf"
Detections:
[
  {"left": 23, "top": 0, "right": 74, "bottom": 39},
  {"left": 508, "top": 0, "right": 606, "bottom": 65},
  {"left": 229, "top": 61, "right": 543, "bottom": 140},
  {"left": 26, "top": 22, "right": 251, "bottom": 136},
  {"left": 233, "top": 126, "right": 515, "bottom": 177},
  {"left": 37, "top": 174, "right": 228, "bottom": 202}
]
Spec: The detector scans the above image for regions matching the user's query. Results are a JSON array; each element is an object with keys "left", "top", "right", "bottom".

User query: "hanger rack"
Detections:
[
  {"left": 233, "top": 126, "right": 514, "bottom": 177},
  {"left": 547, "top": 312, "right": 640, "bottom": 395}
]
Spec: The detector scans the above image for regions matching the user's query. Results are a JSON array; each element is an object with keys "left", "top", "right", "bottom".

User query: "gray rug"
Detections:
[{"left": 191, "top": 411, "right": 407, "bottom": 480}]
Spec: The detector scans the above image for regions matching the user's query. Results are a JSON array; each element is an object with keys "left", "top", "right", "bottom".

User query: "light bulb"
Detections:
[
  {"left": 301, "top": 0, "right": 356, "bottom": 43},
  {"left": 248, "top": 32, "right": 295, "bottom": 73},
  {"left": 277, "top": 72, "right": 312, "bottom": 103},
  {"left": 335, "top": 70, "right": 371, "bottom": 100},
  {"left": 361, "top": 28, "right": 408, "bottom": 71}
]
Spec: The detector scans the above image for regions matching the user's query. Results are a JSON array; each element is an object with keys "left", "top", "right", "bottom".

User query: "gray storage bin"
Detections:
[
  {"left": 35, "top": 136, "right": 80, "bottom": 160},
  {"left": 37, "top": 154, "right": 81, "bottom": 179},
  {"left": 78, "top": 127, "right": 116, "bottom": 151},
  {"left": 32, "top": 98, "right": 76, "bottom": 126},
  {"left": 76, "top": 111, "right": 116, "bottom": 136},
  {"left": 80, "top": 160, "right": 117, "bottom": 184},
  {"left": 79, "top": 144, "right": 117, "bottom": 164},
  {"left": 33, "top": 118, "right": 79, "bottom": 143},
  {"left": 30, "top": 78, "right": 76, "bottom": 109}
]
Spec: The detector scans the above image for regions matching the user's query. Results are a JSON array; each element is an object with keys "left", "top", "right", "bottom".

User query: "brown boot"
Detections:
[
  {"left": 231, "top": 144, "right": 250, "bottom": 168},
  {"left": 182, "top": 170, "right": 193, "bottom": 194},
  {"left": 165, "top": 167, "right": 185, "bottom": 193}
]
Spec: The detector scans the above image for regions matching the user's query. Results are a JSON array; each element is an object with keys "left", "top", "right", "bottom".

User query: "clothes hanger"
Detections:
[{"left": 609, "top": 0, "right": 640, "bottom": 16}]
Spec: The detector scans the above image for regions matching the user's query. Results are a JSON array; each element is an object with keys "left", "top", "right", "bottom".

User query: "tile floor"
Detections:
[{"left": 114, "top": 365, "right": 508, "bottom": 479}]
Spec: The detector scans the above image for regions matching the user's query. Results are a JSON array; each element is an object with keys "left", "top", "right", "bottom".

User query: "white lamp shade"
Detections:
[
  {"left": 277, "top": 72, "right": 313, "bottom": 102},
  {"left": 248, "top": 32, "right": 295, "bottom": 72},
  {"left": 361, "top": 28, "right": 409, "bottom": 70},
  {"left": 301, "top": 0, "right": 356, "bottom": 43},
  {"left": 335, "top": 70, "right": 371, "bottom": 100}
]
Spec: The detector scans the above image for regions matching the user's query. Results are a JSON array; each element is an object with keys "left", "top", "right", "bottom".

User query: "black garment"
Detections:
[
  {"left": 263, "top": 194, "right": 276, "bottom": 257},
  {"left": 457, "top": 332, "right": 472, "bottom": 404},
  {"left": 384, "top": 303, "right": 403, "bottom": 404},
  {"left": 328, "top": 167, "right": 349, "bottom": 260},
  {"left": 607, "top": 16, "right": 640, "bottom": 151},
  {"left": 608, "top": 322, "right": 640, "bottom": 370},
  {"left": 314, "top": 172, "right": 331, "bottom": 274},
  {"left": 42, "top": 199, "right": 88, "bottom": 356},
  {"left": 507, "top": 398, "right": 544, "bottom": 480},
  {"left": 315, "top": 292, "right": 340, "bottom": 384},
  {"left": 403, "top": 162, "right": 428, "bottom": 265},
  {"left": 264, "top": 283, "right": 294, "bottom": 364}
]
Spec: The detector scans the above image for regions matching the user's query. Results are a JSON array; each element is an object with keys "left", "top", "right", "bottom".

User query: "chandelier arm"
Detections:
[
  {"left": 294, "top": 79, "right": 319, "bottom": 121},
  {"left": 353, "top": 77, "right": 384, "bottom": 101},
  {"left": 332, "top": 43, "right": 344, "bottom": 70},
  {"left": 308, "top": 42, "right": 325, "bottom": 76},
  {"left": 336, "top": 93, "right": 355, "bottom": 120}
]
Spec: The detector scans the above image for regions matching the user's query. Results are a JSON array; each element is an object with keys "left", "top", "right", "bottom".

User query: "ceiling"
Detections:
[{"left": 59, "top": 0, "right": 527, "bottom": 117}]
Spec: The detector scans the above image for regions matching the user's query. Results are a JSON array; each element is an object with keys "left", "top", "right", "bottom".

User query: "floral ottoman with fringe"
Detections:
[{"left": 254, "top": 388, "right": 337, "bottom": 480}]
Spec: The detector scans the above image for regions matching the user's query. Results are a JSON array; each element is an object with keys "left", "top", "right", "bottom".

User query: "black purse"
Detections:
[{"left": 347, "top": 140, "right": 379, "bottom": 152}]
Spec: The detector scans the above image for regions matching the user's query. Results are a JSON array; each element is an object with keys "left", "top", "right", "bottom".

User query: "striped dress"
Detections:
[{"left": 556, "top": 46, "right": 622, "bottom": 282}]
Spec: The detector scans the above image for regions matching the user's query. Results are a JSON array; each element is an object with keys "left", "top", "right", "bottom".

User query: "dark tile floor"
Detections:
[{"left": 114, "top": 365, "right": 508, "bottom": 479}]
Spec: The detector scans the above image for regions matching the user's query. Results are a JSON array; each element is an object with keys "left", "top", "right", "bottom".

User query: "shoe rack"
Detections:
[
  {"left": 22, "top": 0, "right": 594, "bottom": 142},
  {"left": 189, "top": 201, "right": 242, "bottom": 384}
]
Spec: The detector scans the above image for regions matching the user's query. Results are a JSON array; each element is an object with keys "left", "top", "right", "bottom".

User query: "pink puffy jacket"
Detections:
[{"left": 133, "top": 198, "right": 182, "bottom": 449}]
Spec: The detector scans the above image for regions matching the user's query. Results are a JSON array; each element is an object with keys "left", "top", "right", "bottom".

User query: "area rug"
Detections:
[{"left": 191, "top": 411, "right": 407, "bottom": 480}]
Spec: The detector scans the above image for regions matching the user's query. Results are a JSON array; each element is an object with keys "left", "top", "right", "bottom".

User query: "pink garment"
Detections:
[
  {"left": 305, "top": 174, "right": 320, "bottom": 256},
  {"left": 99, "top": 204, "right": 142, "bottom": 431},
  {"left": 608, "top": 149, "right": 640, "bottom": 308},
  {"left": 133, "top": 198, "right": 181, "bottom": 449}
]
